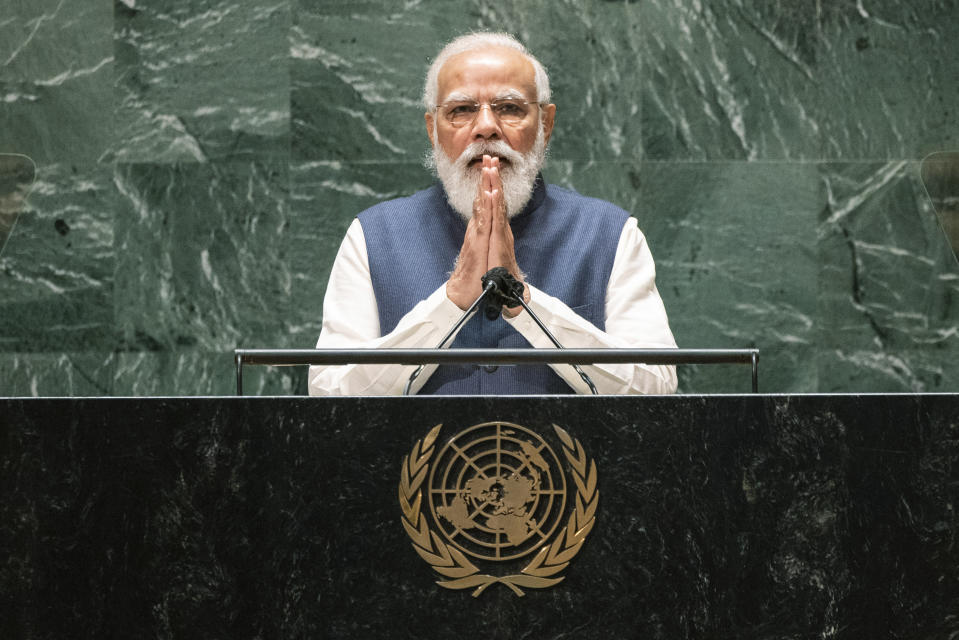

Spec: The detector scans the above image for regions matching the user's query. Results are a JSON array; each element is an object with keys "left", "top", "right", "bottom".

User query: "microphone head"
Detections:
[
  {"left": 480, "top": 267, "right": 522, "bottom": 320},
  {"left": 481, "top": 267, "right": 522, "bottom": 297}
]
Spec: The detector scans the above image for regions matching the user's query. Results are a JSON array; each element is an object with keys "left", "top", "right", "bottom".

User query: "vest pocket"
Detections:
[{"left": 569, "top": 302, "right": 595, "bottom": 325}]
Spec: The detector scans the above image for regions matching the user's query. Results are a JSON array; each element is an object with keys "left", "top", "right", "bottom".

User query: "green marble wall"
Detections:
[{"left": 1, "top": 0, "right": 957, "bottom": 395}]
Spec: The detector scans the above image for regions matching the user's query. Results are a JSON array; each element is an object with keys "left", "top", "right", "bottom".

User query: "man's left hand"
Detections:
[{"left": 483, "top": 156, "right": 530, "bottom": 317}]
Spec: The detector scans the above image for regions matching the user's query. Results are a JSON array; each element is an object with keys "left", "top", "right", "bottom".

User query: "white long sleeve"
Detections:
[{"left": 308, "top": 217, "right": 677, "bottom": 396}]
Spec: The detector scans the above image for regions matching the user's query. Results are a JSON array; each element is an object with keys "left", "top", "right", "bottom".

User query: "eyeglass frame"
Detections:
[{"left": 433, "top": 97, "right": 546, "bottom": 128}]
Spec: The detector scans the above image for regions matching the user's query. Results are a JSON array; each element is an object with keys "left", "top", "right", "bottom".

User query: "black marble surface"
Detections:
[{"left": 1, "top": 395, "right": 957, "bottom": 639}]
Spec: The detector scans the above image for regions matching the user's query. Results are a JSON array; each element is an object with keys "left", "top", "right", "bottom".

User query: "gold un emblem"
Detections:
[{"left": 399, "top": 421, "right": 599, "bottom": 597}]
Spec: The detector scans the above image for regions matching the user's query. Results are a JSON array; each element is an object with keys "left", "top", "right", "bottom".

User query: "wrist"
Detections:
[
  {"left": 502, "top": 283, "right": 529, "bottom": 318},
  {"left": 445, "top": 278, "right": 473, "bottom": 311}
]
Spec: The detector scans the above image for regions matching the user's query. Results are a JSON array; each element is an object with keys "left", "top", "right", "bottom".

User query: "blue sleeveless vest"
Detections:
[{"left": 358, "top": 177, "right": 628, "bottom": 395}]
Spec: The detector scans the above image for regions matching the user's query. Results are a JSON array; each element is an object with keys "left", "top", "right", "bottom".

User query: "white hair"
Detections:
[{"left": 422, "top": 32, "right": 551, "bottom": 110}]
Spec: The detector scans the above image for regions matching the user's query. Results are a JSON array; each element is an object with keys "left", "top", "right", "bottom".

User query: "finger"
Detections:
[
  {"left": 478, "top": 158, "right": 495, "bottom": 224},
  {"left": 487, "top": 166, "right": 506, "bottom": 224},
  {"left": 484, "top": 188, "right": 496, "bottom": 227},
  {"left": 482, "top": 157, "right": 493, "bottom": 194},
  {"left": 490, "top": 187, "right": 506, "bottom": 229},
  {"left": 471, "top": 195, "right": 484, "bottom": 230},
  {"left": 476, "top": 190, "right": 493, "bottom": 241},
  {"left": 482, "top": 170, "right": 497, "bottom": 217},
  {"left": 489, "top": 156, "right": 503, "bottom": 193}
]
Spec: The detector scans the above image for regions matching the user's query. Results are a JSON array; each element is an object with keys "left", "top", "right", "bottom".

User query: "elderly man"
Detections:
[{"left": 309, "top": 32, "right": 677, "bottom": 396}]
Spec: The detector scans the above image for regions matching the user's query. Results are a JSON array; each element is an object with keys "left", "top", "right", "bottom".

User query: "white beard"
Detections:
[{"left": 427, "top": 125, "right": 547, "bottom": 221}]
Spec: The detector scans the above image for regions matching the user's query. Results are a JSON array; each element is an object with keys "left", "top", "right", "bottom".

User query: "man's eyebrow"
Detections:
[
  {"left": 439, "top": 89, "right": 530, "bottom": 104},
  {"left": 495, "top": 89, "right": 527, "bottom": 101},
  {"left": 441, "top": 91, "right": 473, "bottom": 103}
]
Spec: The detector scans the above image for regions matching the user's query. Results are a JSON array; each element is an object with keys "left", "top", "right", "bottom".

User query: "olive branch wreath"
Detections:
[{"left": 398, "top": 423, "right": 598, "bottom": 597}]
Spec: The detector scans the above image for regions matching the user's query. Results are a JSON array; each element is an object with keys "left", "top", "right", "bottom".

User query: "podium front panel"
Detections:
[{"left": 2, "top": 395, "right": 956, "bottom": 639}]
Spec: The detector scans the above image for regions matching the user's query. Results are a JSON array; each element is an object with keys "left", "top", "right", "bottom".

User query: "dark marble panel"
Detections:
[
  {"left": 112, "top": 0, "right": 290, "bottom": 163},
  {"left": 638, "top": 0, "right": 959, "bottom": 161},
  {"left": 289, "top": 160, "right": 434, "bottom": 337},
  {"left": 291, "top": 2, "right": 444, "bottom": 163},
  {"left": 113, "top": 161, "right": 292, "bottom": 353},
  {"left": 636, "top": 161, "right": 820, "bottom": 392},
  {"left": 1, "top": 395, "right": 957, "bottom": 638},
  {"left": 817, "top": 161, "right": 959, "bottom": 391},
  {"left": 816, "top": 0, "right": 959, "bottom": 160},
  {"left": 0, "top": 0, "right": 114, "bottom": 165},
  {"left": 639, "top": 0, "right": 819, "bottom": 160},
  {"left": 541, "top": 159, "right": 646, "bottom": 223},
  {"left": 0, "top": 352, "right": 114, "bottom": 396},
  {"left": 0, "top": 163, "right": 115, "bottom": 352}
]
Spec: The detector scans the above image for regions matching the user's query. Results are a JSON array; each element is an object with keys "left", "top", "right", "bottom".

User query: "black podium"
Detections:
[{"left": 2, "top": 394, "right": 957, "bottom": 639}]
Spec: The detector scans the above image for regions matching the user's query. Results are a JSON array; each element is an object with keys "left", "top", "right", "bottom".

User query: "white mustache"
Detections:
[{"left": 453, "top": 140, "right": 524, "bottom": 172}]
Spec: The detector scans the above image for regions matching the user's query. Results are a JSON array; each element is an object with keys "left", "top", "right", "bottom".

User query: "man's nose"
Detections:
[{"left": 472, "top": 104, "right": 501, "bottom": 140}]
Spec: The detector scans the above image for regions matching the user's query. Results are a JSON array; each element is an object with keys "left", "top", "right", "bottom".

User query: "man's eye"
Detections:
[
  {"left": 494, "top": 102, "right": 525, "bottom": 117},
  {"left": 449, "top": 104, "right": 478, "bottom": 116}
]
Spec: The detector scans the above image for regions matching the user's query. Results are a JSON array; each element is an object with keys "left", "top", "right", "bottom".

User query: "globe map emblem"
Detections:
[{"left": 427, "top": 422, "right": 567, "bottom": 561}]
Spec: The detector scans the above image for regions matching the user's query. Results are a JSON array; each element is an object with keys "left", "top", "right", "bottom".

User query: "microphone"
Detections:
[{"left": 481, "top": 266, "right": 525, "bottom": 320}]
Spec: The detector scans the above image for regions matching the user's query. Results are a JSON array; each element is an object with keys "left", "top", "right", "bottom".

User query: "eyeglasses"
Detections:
[{"left": 435, "top": 98, "right": 539, "bottom": 127}]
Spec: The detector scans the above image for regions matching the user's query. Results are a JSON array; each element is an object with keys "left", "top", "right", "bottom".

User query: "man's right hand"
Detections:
[{"left": 445, "top": 156, "right": 496, "bottom": 310}]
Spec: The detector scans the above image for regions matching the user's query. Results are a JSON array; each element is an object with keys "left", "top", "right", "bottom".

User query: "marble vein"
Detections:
[
  {"left": 822, "top": 161, "right": 909, "bottom": 228},
  {"left": 2, "top": 0, "right": 67, "bottom": 67},
  {"left": 35, "top": 56, "right": 113, "bottom": 87}
]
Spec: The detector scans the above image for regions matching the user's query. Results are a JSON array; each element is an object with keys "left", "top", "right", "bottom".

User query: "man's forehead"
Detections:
[{"left": 436, "top": 46, "right": 536, "bottom": 100}]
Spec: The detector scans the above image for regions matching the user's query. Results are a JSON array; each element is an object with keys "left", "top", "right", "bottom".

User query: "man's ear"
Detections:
[
  {"left": 541, "top": 103, "right": 557, "bottom": 147},
  {"left": 425, "top": 112, "right": 436, "bottom": 148}
]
